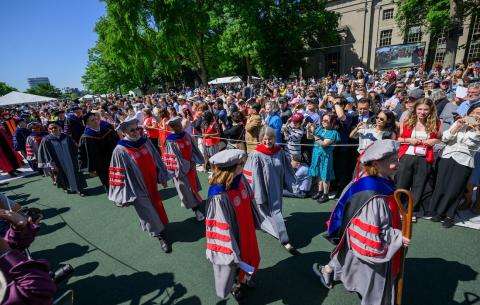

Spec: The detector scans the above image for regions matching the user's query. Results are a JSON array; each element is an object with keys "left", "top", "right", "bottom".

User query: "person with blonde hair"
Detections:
[
  {"left": 205, "top": 149, "right": 260, "bottom": 301},
  {"left": 396, "top": 98, "right": 442, "bottom": 220},
  {"left": 243, "top": 126, "right": 296, "bottom": 253}
]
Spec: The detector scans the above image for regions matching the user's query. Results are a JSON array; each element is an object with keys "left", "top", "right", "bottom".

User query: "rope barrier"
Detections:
[{"left": 152, "top": 127, "right": 480, "bottom": 152}]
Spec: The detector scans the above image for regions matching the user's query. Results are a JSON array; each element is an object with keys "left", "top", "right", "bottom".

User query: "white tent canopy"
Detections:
[
  {"left": 0, "top": 91, "right": 57, "bottom": 106},
  {"left": 208, "top": 76, "right": 243, "bottom": 85},
  {"left": 208, "top": 76, "right": 263, "bottom": 85},
  {"left": 79, "top": 94, "right": 95, "bottom": 100}
]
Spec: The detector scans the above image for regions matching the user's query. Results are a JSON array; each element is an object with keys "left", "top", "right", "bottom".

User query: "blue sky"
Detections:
[{"left": 0, "top": 0, "right": 106, "bottom": 91}]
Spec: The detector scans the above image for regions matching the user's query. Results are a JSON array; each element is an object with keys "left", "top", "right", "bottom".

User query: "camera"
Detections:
[
  {"left": 50, "top": 264, "right": 74, "bottom": 284},
  {"left": 18, "top": 207, "right": 43, "bottom": 223}
]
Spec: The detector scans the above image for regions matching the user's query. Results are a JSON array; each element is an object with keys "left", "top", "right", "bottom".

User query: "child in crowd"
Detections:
[
  {"left": 283, "top": 154, "right": 312, "bottom": 198},
  {"left": 282, "top": 112, "right": 304, "bottom": 158}
]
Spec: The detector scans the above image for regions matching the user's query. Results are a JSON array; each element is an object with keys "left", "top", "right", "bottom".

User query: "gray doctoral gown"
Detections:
[
  {"left": 206, "top": 192, "right": 241, "bottom": 298},
  {"left": 38, "top": 133, "right": 87, "bottom": 193},
  {"left": 108, "top": 139, "right": 171, "bottom": 237},
  {"left": 25, "top": 136, "right": 40, "bottom": 162},
  {"left": 329, "top": 196, "right": 403, "bottom": 305},
  {"left": 243, "top": 148, "right": 295, "bottom": 244},
  {"left": 205, "top": 177, "right": 258, "bottom": 298},
  {"left": 164, "top": 133, "right": 203, "bottom": 209},
  {"left": 26, "top": 135, "right": 52, "bottom": 176}
]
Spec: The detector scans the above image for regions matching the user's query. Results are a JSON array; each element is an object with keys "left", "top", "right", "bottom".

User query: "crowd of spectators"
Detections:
[{"left": 1, "top": 61, "right": 480, "bottom": 302}]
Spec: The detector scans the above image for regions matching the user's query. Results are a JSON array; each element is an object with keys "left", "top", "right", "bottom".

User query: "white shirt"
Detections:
[
  {"left": 357, "top": 127, "right": 384, "bottom": 153},
  {"left": 441, "top": 123, "right": 480, "bottom": 168},
  {"left": 405, "top": 129, "right": 428, "bottom": 155}
]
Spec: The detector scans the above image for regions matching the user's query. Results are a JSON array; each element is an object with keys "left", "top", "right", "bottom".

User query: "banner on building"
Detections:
[{"left": 374, "top": 42, "right": 426, "bottom": 70}]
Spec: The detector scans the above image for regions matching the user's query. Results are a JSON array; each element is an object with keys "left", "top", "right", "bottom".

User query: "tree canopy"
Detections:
[
  {"left": 82, "top": 0, "right": 339, "bottom": 93},
  {"left": 26, "top": 83, "right": 62, "bottom": 98},
  {"left": 395, "top": 0, "right": 479, "bottom": 39},
  {"left": 0, "top": 82, "right": 17, "bottom": 96}
]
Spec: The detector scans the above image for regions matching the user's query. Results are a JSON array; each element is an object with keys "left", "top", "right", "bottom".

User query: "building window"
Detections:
[
  {"left": 379, "top": 29, "right": 393, "bottom": 47},
  {"left": 434, "top": 31, "right": 447, "bottom": 64},
  {"left": 383, "top": 9, "right": 394, "bottom": 20},
  {"left": 467, "top": 15, "right": 480, "bottom": 62},
  {"left": 406, "top": 26, "right": 423, "bottom": 43}
]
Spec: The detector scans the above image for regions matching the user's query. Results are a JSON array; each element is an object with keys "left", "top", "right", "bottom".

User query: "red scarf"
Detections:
[{"left": 255, "top": 144, "right": 281, "bottom": 155}]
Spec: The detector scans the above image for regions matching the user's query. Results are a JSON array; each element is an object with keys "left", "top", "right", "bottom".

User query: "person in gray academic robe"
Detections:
[
  {"left": 206, "top": 191, "right": 242, "bottom": 298},
  {"left": 163, "top": 117, "right": 205, "bottom": 220},
  {"left": 108, "top": 138, "right": 171, "bottom": 238},
  {"left": 206, "top": 149, "right": 260, "bottom": 300},
  {"left": 243, "top": 129, "right": 295, "bottom": 251},
  {"left": 37, "top": 122, "right": 87, "bottom": 195},
  {"left": 328, "top": 196, "right": 403, "bottom": 305},
  {"left": 314, "top": 139, "right": 409, "bottom": 305}
]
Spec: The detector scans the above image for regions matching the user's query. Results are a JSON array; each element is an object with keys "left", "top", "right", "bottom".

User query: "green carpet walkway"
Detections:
[{"left": 1, "top": 173, "right": 479, "bottom": 305}]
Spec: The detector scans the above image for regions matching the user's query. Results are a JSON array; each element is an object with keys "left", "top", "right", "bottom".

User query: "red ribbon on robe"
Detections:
[
  {"left": 126, "top": 145, "right": 169, "bottom": 224},
  {"left": 226, "top": 180, "right": 260, "bottom": 282}
]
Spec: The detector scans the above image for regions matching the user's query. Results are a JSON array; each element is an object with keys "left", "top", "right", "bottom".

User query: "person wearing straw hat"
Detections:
[
  {"left": 163, "top": 116, "right": 205, "bottom": 221},
  {"left": 243, "top": 126, "right": 296, "bottom": 253},
  {"left": 108, "top": 118, "right": 172, "bottom": 252},
  {"left": 206, "top": 149, "right": 260, "bottom": 301},
  {"left": 313, "top": 139, "right": 410, "bottom": 305}
]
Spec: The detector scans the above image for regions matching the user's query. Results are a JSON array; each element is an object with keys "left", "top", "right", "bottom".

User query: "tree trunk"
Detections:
[
  {"left": 443, "top": 0, "right": 464, "bottom": 67},
  {"left": 245, "top": 57, "right": 253, "bottom": 76}
]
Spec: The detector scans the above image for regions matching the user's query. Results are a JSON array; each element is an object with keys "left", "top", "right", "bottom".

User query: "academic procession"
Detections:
[{"left": 1, "top": 0, "right": 480, "bottom": 304}]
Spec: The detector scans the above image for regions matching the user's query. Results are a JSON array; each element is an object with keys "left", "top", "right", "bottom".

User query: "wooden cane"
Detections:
[{"left": 393, "top": 189, "right": 413, "bottom": 305}]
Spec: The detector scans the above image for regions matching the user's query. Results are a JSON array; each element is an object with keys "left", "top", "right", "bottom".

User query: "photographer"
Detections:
[
  {"left": 0, "top": 200, "right": 56, "bottom": 304},
  {"left": 429, "top": 104, "right": 480, "bottom": 227}
]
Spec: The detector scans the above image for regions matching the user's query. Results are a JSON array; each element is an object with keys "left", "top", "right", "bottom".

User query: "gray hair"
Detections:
[
  {"left": 259, "top": 126, "right": 276, "bottom": 141},
  {"left": 265, "top": 101, "right": 280, "bottom": 113},
  {"left": 468, "top": 82, "right": 480, "bottom": 90}
]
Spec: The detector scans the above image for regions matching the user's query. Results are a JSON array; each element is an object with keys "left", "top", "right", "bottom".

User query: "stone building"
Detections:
[{"left": 302, "top": 0, "right": 480, "bottom": 77}]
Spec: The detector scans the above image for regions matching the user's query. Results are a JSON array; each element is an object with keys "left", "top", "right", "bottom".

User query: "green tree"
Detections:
[
  {"left": 82, "top": 46, "right": 128, "bottom": 94},
  {"left": 211, "top": 0, "right": 339, "bottom": 78},
  {"left": 396, "top": 0, "right": 480, "bottom": 66},
  {"left": 150, "top": 0, "right": 222, "bottom": 86},
  {"left": 26, "top": 83, "right": 62, "bottom": 98},
  {"left": 85, "top": 0, "right": 340, "bottom": 88},
  {"left": 0, "top": 82, "right": 17, "bottom": 96}
]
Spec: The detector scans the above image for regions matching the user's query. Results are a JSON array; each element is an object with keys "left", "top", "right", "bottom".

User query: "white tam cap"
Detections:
[
  {"left": 209, "top": 149, "right": 246, "bottom": 168},
  {"left": 360, "top": 139, "right": 399, "bottom": 164}
]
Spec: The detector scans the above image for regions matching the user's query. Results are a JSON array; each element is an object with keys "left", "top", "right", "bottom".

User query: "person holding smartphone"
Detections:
[{"left": 429, "top": 104, "right": 480, "bottom": 227}]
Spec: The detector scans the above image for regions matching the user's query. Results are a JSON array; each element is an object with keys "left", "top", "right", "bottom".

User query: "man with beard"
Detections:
[
  {"left": 78, "top": 112, "right": 119, "bottom": 192},
  {"left": 108, "top": 119, "right": 172, "bottom": 253},
  {"left": 38, "top": 121, "right": 87, "bottom": 196}
]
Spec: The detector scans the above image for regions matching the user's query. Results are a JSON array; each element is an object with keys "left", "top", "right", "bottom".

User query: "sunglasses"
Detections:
[{"left": 376, "top": 117, "right": 385, "bottom": 122}]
